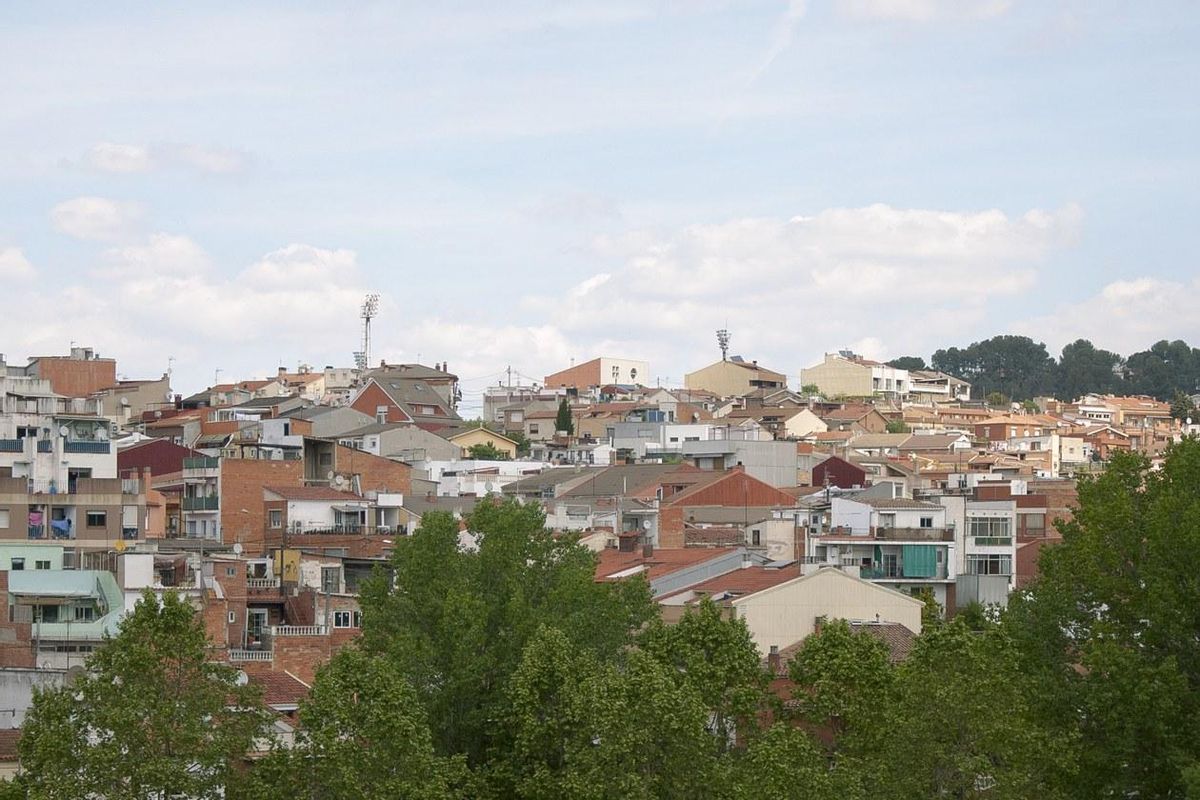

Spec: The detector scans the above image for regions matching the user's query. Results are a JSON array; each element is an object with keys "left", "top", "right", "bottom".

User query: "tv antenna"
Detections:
[{"left": 717, "top": 329, "right": 731, "bottom": 361}]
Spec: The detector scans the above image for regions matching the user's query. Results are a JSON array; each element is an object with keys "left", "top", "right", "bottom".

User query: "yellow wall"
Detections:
[
  {"left": 451, "top": 428, "right": 518, "bottom": 459},
  {"left": 685, "top": 361, "right": 786, "bottom": 397},
  {"left": 732, "top": 568, "right": 923, "bottom": 654},
  {"left": 799, "top": 356, "right": 873, "bottom": 397}
]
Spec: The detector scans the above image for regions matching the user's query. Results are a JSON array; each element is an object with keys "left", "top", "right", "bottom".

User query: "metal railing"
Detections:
[
  {"left": 0, "top": 439, "right": 21, "bottom": 453},
  {"left": 972, "top": 536, "right": 1013, "bottom": 547},
  {"left": 64, "top": 441, "right": 110, "bottom": 454},
  {"left": 182, "top": 496, "right": 219, "bottom": 511},
  {"left": 183, "top": 456, "right": 220, "bottom": 470},
  {"left": 228, "top": 649, "right": 273, "bottom": 662}
]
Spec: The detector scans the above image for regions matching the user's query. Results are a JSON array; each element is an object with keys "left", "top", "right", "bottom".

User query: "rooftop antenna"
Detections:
[
  {"left": 355, "top": 293, "right": 380, "bottom": 371},
  {"left": 717, "top": 329, "right": 731, "bottom": 361}
]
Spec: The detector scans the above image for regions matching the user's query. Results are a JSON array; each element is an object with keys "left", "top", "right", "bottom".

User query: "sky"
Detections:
[{"left": 2, "top": 1, "right": 1198, "bottom": 415}]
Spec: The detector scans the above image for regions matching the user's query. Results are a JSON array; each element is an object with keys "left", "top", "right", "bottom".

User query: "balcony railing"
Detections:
[
  {"left": 815, "top": 526, "right": 953, "bottom": 542},
  {"left": 182, "top": 496, "right": 219, "bottom": 511},
  {"left": 246, "top": 577, "right": 280, "bottom": 590},
  {"left": 972, "top": 536, "right": 1013, "bottom": 547},
  {"left": 229, "top": 649, "right": 273, "bottom": 662},
  {"left": 183, "top": 456, "right": 220, "bottom": 470},
  {"left": 271, "top": 625, "right": 326, "bottom": 637},
  {"left": 64, "top": 441, "right": 110, "bottom": 454},
  {"left": 0, "top": 439, "right": 21, "bottom": 453}
]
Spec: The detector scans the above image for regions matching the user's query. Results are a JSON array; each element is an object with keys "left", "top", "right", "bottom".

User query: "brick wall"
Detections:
[
  {"left": 32, "top": 357, "right": 117, "bottom": 398},
  {"left": 659, "top": 506, "right": 685, "bottom": 548},
  {"left": 349, "top": 382, "right": 412, "bottom": 424},
  {"left": 544, "top": 359, "right": 600, "bottom": 390},
  {"left": 220, "top": 459, "right": 305, "bottom": 555},
  {"left": 0, "top": 573, "right": 33, "bottom": 668},
  {"left": 334, "top": 445, "right": 411, "bottom": 496}
]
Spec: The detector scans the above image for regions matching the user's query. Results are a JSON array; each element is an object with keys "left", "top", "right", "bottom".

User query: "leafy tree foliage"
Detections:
[
  {"left": 237, "top": 648, "right": 464, "bottom": 800},
  {"left": 466, "top": 441, "right": 510, "bottom": 460},
  {"left": 886, "top": 356, "right": 927, "bottom": 371},
  {"left": 555, "top": 398, "right": 574, "bottom": 435},
  {"left": 1170, "top": 390, "right": 1196, "bottom": 421},
  {"left": 1055, "top": 338, "right": 1123, "bottom": 400},
  {"left": 18, "top": 591, "right": 267, "bottom": 800},
  {"left": 358, "top": 500, "right": 655, "bottom": 764}
]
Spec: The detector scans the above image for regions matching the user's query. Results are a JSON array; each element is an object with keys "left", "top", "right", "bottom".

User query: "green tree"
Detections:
[
  {"left": 1055, "top": 339, "right": 1123, "bottom": 400},
  {"left": 239, "top": 648, "right": 463, "bottom": 800},
  {"left": 1006, "top": 441, "right": 1200, "bottom": 797},
  {"left": 1170, "top": 389, "right": 1196, "bottom": 422},
  {"left": 640, "top": 599, "right": 771, "bottom": 751},
  {"left": 886, "top": 356, "right": 927, "bottom": 371},
  {"left": 872, "top": 620, "right": 1074, "bottom": 800},
  {"left": 555, "top": 398, "right": 574, "bottom": 436},
  {"left": 800, "top": 383, "right": 821, "bottom": 396},
  {"left": 358, "top": 500, "right": 655, "bottom": 765},
  {"left": 727, "top": 723, "right": 863, "bottom": 800},
  {"left": 914, "top": 587, "right": 943, "bottom": 629},
  {"left": 1124, "top": 339, "right": 1199, "bottom": 399},
  {"left": 933, "top": 335, "right": 1056, "bottom": 400},
  {"left": 467, "top": 441, "right": 510, "bottom": 460},
  {"left": 18, "top": 591, "right": 267, "bottom": 800},
  {"left": 985, "top": 390, "right": 1009, "bottom": 408},
  {"left": 885, "top": 419, "right": 910, "bottom": 434},
  {"left": 502, "top": 626, "right": 720, "bottom": 800}
]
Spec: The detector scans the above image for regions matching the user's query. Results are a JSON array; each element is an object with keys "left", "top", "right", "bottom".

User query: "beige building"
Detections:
[
  {"left": 446, "top": 427, "right": 519, "bottom": 459},
  {"left": 684, "top": 357, "right": 787, "bottom": 398},
  {"left": 800, "top": 352, "right": 909, "bottom": 398},
  {"left": 731, "top": 567, "right": 922, "bottom": 653}
]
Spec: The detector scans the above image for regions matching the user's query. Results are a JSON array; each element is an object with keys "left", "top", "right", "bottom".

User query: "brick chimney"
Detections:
[
  {"left": 767, "top": 644, "right": 781, "bottom": 674},
  {"left": 641, "top": 542, "right": 654, "bottom": 559}
]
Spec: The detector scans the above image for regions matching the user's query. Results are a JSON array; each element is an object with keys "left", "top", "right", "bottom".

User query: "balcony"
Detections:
[
  {"left": 246, "top": 577, "right": 280, "bottom": 590},
  {"left": 872, "top": 527, "right": 954, "bottom": 542},
  {"left": 182, "top": 496, "right": 219, "bottom": 511},
  {"left": 64, "top": 441, "right": 110, "bottom": 454},
  {"left": 228, "top": 649, "right": 273, "bottom": 662},
  {"left": 271, "top": 625, "right": 326, "bottom": 637},
  {"left": 0, "top": 439, "right": 21, "bottom": 453},
  {"left": 972, "top": 536, "right": 1013, "bottom": 547},
  {"left": 183, "top": 456, "right": 220, "bottom": 470}
]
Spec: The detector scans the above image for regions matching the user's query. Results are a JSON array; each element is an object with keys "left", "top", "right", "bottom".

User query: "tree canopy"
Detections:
[{"left": 18, "top": 591, "right": 267, "bottom": 800}]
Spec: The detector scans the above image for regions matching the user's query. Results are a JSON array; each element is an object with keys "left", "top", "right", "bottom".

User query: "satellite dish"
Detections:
[
  {"left": 59, "top": 425, "right": 69, "bottom": 438},
  {"left": 642, "top": 519, "right": 652, "bottom": 530},
  {"left": 234, "top": 670, "right": 249, "bottom": 687},
  {"left": 333, "top": 475, "right": 347, "bottom": 487},
  {"left": 326, "top": 470, "right": 336, "bottom": 481},
  {"left": 233, "top": 543, "right": 243, "bottom": 555}
]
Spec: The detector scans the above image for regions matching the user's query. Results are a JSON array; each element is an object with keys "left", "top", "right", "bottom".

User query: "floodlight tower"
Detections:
[
  {"left": 716, "top": 329, "right": 731, "bottom": 361},
  {"left": 359, "top": 293, "right": 380, "bottom": 371}
]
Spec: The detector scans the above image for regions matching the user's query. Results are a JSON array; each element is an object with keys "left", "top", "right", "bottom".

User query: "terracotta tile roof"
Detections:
[
  {"left": 264, "top": 486, "right": 366, "bottom": 502},
  {"left": 684, "top": 526, "right": 745, "bottom": 546},
  {"left": 594, "top": 547, "right": 737, "bottom": 582},
  {"left": 249, "top": 670, "right": 312, "bottom": 707},
  {"left": 661, "top": 564, "right": 803, "bottom": 603}
]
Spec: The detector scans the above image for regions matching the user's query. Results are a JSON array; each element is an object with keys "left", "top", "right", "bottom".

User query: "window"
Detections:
[
  {"left": 919, "top": 517, "right": 933, "bottom": 528},
  {"left": 375, "top": 405, "right": 388, "bottom": 424},
  {"left": 0, "top": 509, "right": 8, "bottom": 529},
  {"left": 225, "top": 566, "right": 237, "bottom": 577},
  {"left": 333, "top": 611, "right": 353, "bottom": 628},
  {"left": 321, "top": 566, "right": 340, "bottom": 594},
  {"left": 74, "top": 605, "right": 95, "bottom": 622},
  {"left": 353, "top": 611, "right": 362, "bottom": 627},
  {"left": 968, "top": 516, "right": 1012, "bottom": 543},
  {"left": 35, "top": 560, "right": 50, "bottom": 570},
  {"left": 228, "top": 612, "right": 236, "bottom": 624},
  {"left": 751, "top": 529, "right": 761, "bottom": 546},
  {"left": 269, "top": 510, "right": 282, "bottom": 529},
  {"left": 86, "top": 511, "right": 106, "bottom": 528},
  {"left": 528, "top": 424, "right": 539, "bottom": 435},
  {"left": 1025, "top": 513, "right": 1046, "bottom": 531},
  {"left": 966, "top": 554, "right": 1013, "bottom": 575},
  {"left": 10, "top": 558, "right": 23, "bottom": 571}
]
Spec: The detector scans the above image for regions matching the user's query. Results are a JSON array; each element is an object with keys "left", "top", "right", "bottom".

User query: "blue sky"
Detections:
[{"left": 2, "top": 1, "right": 1197, "bottom": 413}]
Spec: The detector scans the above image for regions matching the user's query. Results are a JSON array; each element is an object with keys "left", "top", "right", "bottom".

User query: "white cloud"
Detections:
[
  {"left": 1012, "top": 276, "right": 1200, "bottom": 356},
  {"left": 50, "top": 196, "right": 142, "bottom": 241},
  {"left": 100, "top": 233, "right": 211, "bottom": 277},
  {"left": 79, "top": 142, "right": 250, "bottom": 175},
  {"left": 0, "top": 248, "right": 35, "bottom": 280},
  {"left": 836, "top": 0, "right": 1013, "bottom": 22}
]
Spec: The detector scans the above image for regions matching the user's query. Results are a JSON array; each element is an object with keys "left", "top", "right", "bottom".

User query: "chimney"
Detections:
[
  {"left": 768, "top": 644, "right": 781, "bottom": 674},
  {"left": 277, "top": 366, "right": 287, "bottom": 378},
  {"left": 642, "top": 543, "right": 654, "bottom": 559}
]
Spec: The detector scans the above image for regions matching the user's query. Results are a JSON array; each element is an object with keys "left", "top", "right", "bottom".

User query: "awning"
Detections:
[{"left": 332, "top": 505, "right": 366, "bottom": 514}]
